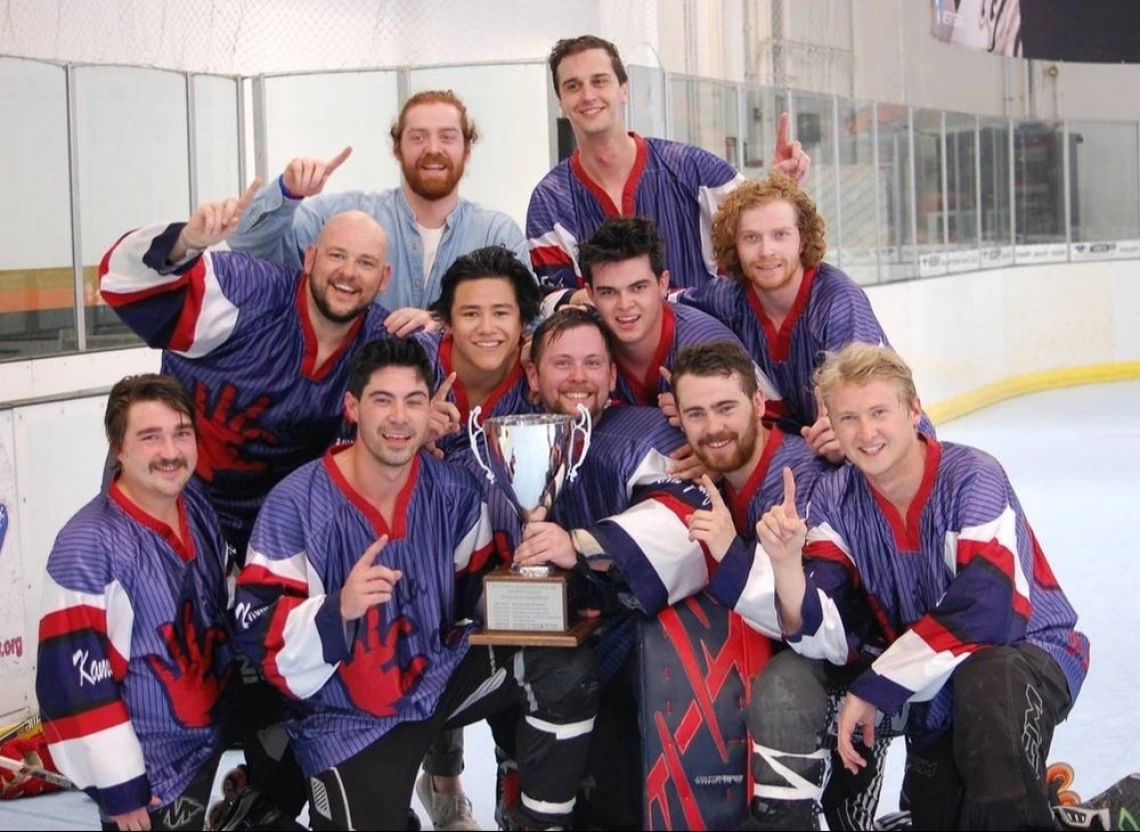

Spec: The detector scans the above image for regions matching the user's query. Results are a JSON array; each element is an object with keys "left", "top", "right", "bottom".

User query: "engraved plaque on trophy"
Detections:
[{"left": 467, "top": 406, "right": 600, "bottom": 647}]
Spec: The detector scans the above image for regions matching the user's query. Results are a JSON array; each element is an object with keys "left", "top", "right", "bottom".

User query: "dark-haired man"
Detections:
[
  {"left": 37, "top": 375, "right": 233, "bottom": 832},
  {"left": 528, "top": 34, "right": 809, "bottom": 296},
  {"left": 233, "top": 338, "right": 598, "bottom": 831},
  {"left": 417, "top": 245, "right": 542, "bottom": 466},
  {"left": 412, "top": 244, "right": 543, "bottom": 829}
]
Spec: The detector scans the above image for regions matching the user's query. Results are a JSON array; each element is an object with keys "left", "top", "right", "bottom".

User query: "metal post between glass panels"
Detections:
[
  {"left": 65, "top": 64, "right": 86, "bottom": 353},
  {"left": 251, "top": 76, "right": 269, "bottom": 184},
  {"left": 1062, "top": 119, "right": 1072, "bottom": 260},
  {"left": 907, "top": 106, "right": 919, "bottom": 278},
  {"left": 871, "top": 101, "right": 882, "bottom": 284},
  {"left": 832, "top": 94, "right": 842, "bottom": 269},
  {"left": 186, "top": 74, "right": 198, "bottom": 214}
]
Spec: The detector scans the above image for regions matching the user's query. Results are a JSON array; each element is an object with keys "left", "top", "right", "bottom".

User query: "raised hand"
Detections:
[
  {"left": 801, "top": 386, "right": 844, "bottom": 464},
  {"left": 755, "top": 466, "right": 807, "bottom": 565},
  {"left": 426, "top": 372, "right": 461, "bottom": 445},
  {"left": 339, "top": 605, "right": 427, "bottom": 718},
  {"left": 340, "top": 536, "right": 402, "bottom": 622},
  {"left": 179, "top": 179, "right": 263, "bottom": 251},
  {"left": 384, "top": 307, "right": 443, "bottom": 338},
  {"left": 771, "top": 113, "right": 811, "bottom": 183},
  {"left": 282, "top": 146, "right": 353, "bottom": 199},
  {"left": 686, "top": 474, "right": 737, "bottom": 562},
  {"left": 146, "top": 602, "right": 229, "bottom": 729},
  {"left": 658, "top": 367, "right": 680, "bottom": 427}
]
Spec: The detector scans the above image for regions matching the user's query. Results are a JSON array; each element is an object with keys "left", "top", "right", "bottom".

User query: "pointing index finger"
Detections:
[
  {"left": 434, "top": 371, "right": 457, "bottom": 402},
  {"left": 325, "top": 146, "right": 353, "bottom": 176},
  {"left": 358, "top": 535, "right": 390, "bottom": 567},
  {"left": 776, "top": 112, "right": 790, "bottom": 154},
  {"left": 781, "top": 466, "right": 797, "bottom": 513},
  {"left": 659, "top": 366, "right": 672, "bottom": 386},
  {"left": 236, "top": 178, "right": 264, "bottom": 214},
  {"left": 700, "top": 474, "right": 728, "bottom": 510},
  {"left": 813, "top": 385, "right": 828, "bottom": 418}
]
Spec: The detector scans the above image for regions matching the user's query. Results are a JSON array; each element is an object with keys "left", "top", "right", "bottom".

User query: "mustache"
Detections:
[
  {"left": 149, "top": 457, "right": 188, "bottom": 472},
  {"left": 417, "top": 152, "right": 453, "bottom": 169}
]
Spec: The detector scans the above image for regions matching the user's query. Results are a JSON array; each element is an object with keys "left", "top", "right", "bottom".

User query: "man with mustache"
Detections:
[
  {"left": 36, "top": 375, "right": 234, "bottom": 832},
  {"left": 229, "top": 90, "right": 531, "bottom": 335},
  {"left": 677, "top": 172, "right": 933, "bottom": 462},
  {"left": 99, "top": 186, "right": 398, "bottom": 824},
  {"left": 233, "top": 338, "right": 598, "bottom": 832},
  {"left": 671, "top": 341, "right": 893, "bottom": 831},
  {"left": 528, "top": 34, "right": 810, "bottom": 302}
]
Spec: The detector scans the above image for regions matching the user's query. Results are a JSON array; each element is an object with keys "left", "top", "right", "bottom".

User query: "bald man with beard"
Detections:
[{"left": 99, "top": 188, "right": 407, "bottom": 828}]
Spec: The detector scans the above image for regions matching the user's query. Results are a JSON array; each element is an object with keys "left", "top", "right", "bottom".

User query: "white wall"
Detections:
[{"left": 868, "top": 259, "right": 1140, "bottom": 408}]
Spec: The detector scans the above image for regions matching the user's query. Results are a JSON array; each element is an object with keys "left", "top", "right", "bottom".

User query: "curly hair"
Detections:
[{"left": 711, "top": 171, "right": 827, "bottom": 281}]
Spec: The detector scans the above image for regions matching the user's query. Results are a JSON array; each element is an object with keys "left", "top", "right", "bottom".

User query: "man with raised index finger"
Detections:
[
  {"left": 232, "top": 338, "right": 598, "bottom": 831},
  {"left": 229, "top": 90, "right": 532, "bottom": 331},
  {"left": 747, "top": 342, "right": 1089, "bottom": 831}
]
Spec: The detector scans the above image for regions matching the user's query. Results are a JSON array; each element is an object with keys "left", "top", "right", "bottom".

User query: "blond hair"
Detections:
[
  {"left": 814, "top": 343, "right": 918, "bottom": 410},
  {"left": 711, "top": 171, "right": 827, "bottom": 281}
]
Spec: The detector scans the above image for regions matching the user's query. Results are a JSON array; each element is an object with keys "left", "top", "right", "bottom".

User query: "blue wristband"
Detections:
[{"left": 278, "top": 175, "right": 301, "bottom": 201}]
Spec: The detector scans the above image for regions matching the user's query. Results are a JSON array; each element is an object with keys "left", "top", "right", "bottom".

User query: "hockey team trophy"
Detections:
[{"left": 467, "top": 405, "right": 600, "bottom": 646}]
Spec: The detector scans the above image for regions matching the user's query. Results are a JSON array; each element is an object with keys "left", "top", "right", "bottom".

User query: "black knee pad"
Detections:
[
  {"left": 522, "top": 645, "right": 599, "bottom": 721},
  {"left": 748, "top": 650, "right": 830, "bottom": 746}
]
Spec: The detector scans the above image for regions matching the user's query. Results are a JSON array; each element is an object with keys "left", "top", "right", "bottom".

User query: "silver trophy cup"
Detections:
[
  {"left": 468, "top": 405, "right": 592, "bottom": 528},
  {"left": 467, "top": 405, "right": 596, "bottom": 645}
]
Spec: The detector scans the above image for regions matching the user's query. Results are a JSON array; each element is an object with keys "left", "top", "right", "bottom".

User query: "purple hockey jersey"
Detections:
[
  {"left": 677, "top": 264, "right": 901, "bottom": 432},
  {"left": 36, "top": 479, "right": 232, "bottom": 817},
  {"left": 527, "top": 134, "right": 743, "bottom": 291},
  {"left": 414, "top": 330, "right": 538, "bottom": 467},
  {"left": 99, "top": 223, "right": 395, "bottom": 550},
  {"left": 704, "top": 428, "right": 833, "bottom": 638},
  {"left": 791, "top": 439, "right": 1090, "bottom": 741},
  {"left": 611, "top": 302, "right": 779, "bottom": 409},
  {"left": 232, "top": 448, "right": 494, "bottom": 776}
]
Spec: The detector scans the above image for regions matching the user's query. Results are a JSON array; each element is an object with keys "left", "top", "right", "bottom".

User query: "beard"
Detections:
[
  {"left": 694, "top": 412, "right": 760, "bottom": 475},
  {"left": 402, "top": 151, "right": 465, "bottom": 200},
  {"left": 309, "top": 276, "right": 368, "bottom": 325}
]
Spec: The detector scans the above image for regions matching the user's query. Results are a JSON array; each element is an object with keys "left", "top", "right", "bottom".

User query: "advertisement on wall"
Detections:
[
  {"left": 0, "top": 411, "right": 28, "bottom": 716},
  {"left": 930, "top": 0, "right": 1140, "bottom": 63}
]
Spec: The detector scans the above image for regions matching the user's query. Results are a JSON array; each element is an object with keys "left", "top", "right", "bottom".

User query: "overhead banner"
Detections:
[{"left": 930, "top": 0, "right": 1140, "bottom": 63}]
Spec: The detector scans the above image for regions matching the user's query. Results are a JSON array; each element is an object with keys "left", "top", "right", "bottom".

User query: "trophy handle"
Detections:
[
  {"left": 567, "top": 404, "right": 592, "bottom": 482},
  {"left": 467, "top": 406, "right": 495, "bottom": 483}
]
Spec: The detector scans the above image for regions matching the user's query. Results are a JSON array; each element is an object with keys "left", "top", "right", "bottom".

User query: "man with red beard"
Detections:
[
  {"left": 230, "top": 90, "right": 531, "bottom": 334},
  {"left": 671, "top": 342, "right": 893, "bottom": 831},
  {"left": 676, "top": 172, "right": 933, "bottom": 462}
]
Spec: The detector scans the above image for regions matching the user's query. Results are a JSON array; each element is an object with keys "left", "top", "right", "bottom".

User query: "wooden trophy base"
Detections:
[{"left": 470, "top": 615, "right": 601, "bottom": 648}]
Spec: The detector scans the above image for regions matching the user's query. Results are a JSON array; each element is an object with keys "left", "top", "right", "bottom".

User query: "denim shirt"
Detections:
[{"left": 229, "top": 178, "right": 531, "bottom": 310}]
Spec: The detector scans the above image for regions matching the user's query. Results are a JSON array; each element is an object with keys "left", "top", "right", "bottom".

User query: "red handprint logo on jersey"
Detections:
[
  {"left": 147, "top": 601, "right": 230, "bottom": 729},
  {"left": 339, "top": 606, "right": 428, "bottom": 718},
  {"left": 193, "top": 381, "right": 278, "bottom": 482}
]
